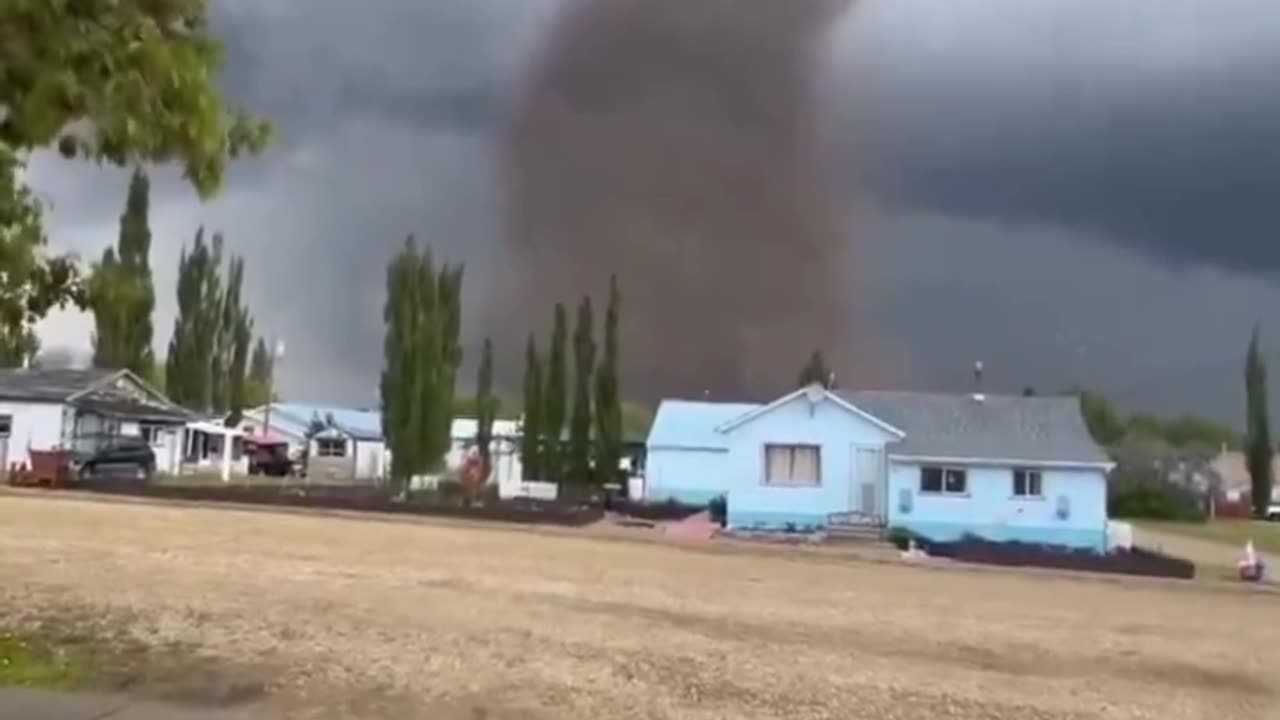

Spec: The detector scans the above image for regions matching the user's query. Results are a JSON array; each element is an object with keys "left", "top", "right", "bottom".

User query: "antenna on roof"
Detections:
[{"left": 972, "top": 361, "right": 985, "bottom": 403}]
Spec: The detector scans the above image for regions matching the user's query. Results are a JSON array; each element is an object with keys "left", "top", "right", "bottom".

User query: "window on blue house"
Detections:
[
  {"left": 1013, "top": 469, "right": 1043, "bottom": 497},
  {"left": 316, "top": 438, "right": 347, "bottom": 457},
  {"left": 920, "top": 466, "right": 967, "bottom": 495},
  {"left": 763, "top": 445, "right": 821, "bottom": 487}
]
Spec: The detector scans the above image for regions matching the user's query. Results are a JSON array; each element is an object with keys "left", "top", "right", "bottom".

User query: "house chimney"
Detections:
[{"left": 972, "top": 361, "right": 985, "bottom": 403}]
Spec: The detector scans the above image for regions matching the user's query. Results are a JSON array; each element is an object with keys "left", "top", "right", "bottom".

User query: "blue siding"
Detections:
[
  {"left": 722, "top": 394, "right": 898, "bottom": 530},
  {"left": 886, "top": 462, "right": 1108, "bottom": 553},
  {"left": 645, "top": 447, "right": 729, "bottom": 505}
]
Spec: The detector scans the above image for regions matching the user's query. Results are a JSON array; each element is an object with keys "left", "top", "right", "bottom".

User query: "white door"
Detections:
[{"left": 852, "top": 446, "right": 884, "bottom": 523}]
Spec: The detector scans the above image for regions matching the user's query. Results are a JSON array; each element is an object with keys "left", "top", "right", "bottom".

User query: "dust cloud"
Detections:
[{"left": 493, "top": 0, "right": 882, "bottom": 401}]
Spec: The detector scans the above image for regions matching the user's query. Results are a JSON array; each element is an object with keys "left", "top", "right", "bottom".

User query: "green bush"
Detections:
[
  {"left": 1108, "top": 483, "right": 1205, "bottom": 522},
  {"left": 707, "top": 495, "right": 727, "bottom": 527},
  {"left": 885, "top": 526, "right": 915, "bottom": 550}
]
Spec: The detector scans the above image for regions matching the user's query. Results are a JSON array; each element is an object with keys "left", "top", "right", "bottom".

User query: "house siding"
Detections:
[
  {"left": 0, "top": 400, "right": 65, "bottom": 467},
  {"left": 645, "top": 447, "right": 729, "bottom": 505},
  {"left": 886, "top": 461, "right": 1108, "bottom": 552},
  {"left": 723, "top": 395, "right": 898, "bottom": 530}
]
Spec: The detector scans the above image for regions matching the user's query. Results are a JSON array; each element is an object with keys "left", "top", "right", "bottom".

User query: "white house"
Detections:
[
  {"left": 0, "top": 368, "right": 191, "bottom": 474},
  {"left": 646, "top": 385, "right": 1116, "bottom": 552},
  {"left": 239, "top": 403, "right": 388, "bottom": 481}
]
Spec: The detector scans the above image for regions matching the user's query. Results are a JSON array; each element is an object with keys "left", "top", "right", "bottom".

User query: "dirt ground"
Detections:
[{"left": 1, "top": 493, "right": 1277, "bottom": 720}]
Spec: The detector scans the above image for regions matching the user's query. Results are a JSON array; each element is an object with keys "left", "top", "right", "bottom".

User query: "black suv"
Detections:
[{"left": 72, "top": 435, "right": 156, "bottom": 481}]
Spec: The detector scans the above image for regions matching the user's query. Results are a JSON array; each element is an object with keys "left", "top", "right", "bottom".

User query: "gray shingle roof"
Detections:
[
  {"left": 840, "top": 391, "right": 1110, "bottom": 465},
  {"left": 0, "top": 368, "right": 114, "bottom": 402}
]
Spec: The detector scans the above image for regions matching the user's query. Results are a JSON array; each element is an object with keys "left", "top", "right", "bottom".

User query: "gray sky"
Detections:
[{"left": 27, "top": 0, "right": 1280, "bottom": 425}]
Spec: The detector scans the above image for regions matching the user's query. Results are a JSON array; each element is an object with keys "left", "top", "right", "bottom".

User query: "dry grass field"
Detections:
[{"left": 1, "top": 492, "right": 1277, "bottom": 720}]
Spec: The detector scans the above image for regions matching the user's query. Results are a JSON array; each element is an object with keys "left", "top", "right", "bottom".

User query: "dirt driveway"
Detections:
[{"left": 1, "top": 493, "right": 1277, "bottom": 719}]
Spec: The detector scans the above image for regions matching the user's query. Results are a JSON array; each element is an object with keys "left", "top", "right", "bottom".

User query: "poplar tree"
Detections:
[
  {"left": 475, "top": 337, "right": 497, "bottom": 480},
  {"left": 246, "top": 338, "right": 274, "bottom": 407},
  {"left": 521, "top": 334, "right": 544, "bottom": 481},
  {"left": 542, "top": 303, "right": 569, "bottom": 481},
  {"left": 380, "top": 237, "right": 465, "bottom": 491},
  {"left": 595, "top": 276, "right": 623, "bottom": 485},
  {"left": 568, "top": 295, "right": 595, "bottom": 485},
  {"left": 89, "top": 168, "right": 155, "bottom": 377},
  {"left": 1245, "top": 326, "right": 1274, "bottom": 517}
]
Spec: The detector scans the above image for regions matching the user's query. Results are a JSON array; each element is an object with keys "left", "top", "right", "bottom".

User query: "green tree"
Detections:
[
  {"left": 542, "top": 303, "right": 568, "bottom": 481},
  {"left": 381, "top": 237, "right": 422, "bottom": 491},
  {"left": 1245, "top": 326, "right": 1274, "bottom": 517},
  {"left": 1, "top": 2, "right": 271, "bottom": 356},
  {"left": 88, "top": 168, "right": 154, "bottom": 375},
  {"left": 379, "top": 237, "right": 465, "bottom": 491},
  {"left": 0, "top": 326, "right": 39, "bottom": 368},
  {"left": 521, "top": 334, "right": 543, "bottom": 481},
  {"left": 165, "top": 228, "right": 220, "bottom": 410},
  {"left": 475, "top": 337, "right": 498, "bottom": 480},
  {"left": 594, "top": 276, "right": 623, "bottom": 486},
  {"left": 245, "top": 337, "right": 274, "bottom": 408},
  {"left": 213, "top": 254, "right": 252, "bottom": 421},
  {"left": 798, "top": 350, "right": 833, "bottom": 389},
  {"left": 568, "top": 296, "right": 596, "bottom": 485},
  {"left": 0, "top": 152, "right": 82, "bottom": 357},
  {"left": 1077, "top": 389, "right": 1126, "bottom": 447}
]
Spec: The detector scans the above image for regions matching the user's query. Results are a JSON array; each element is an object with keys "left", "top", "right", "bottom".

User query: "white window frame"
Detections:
[
  {"left": 316, "top": 437, "right": 347, "bottom": 458},
  {"left": 762, "top": 444, "right": 822, "bottom": 488},
  {"left": 919, "top": 466, "right": 968, "bottom": 496},
  {"left": 139, "top": 423, "right": 166, "bottom": 446},
  {"left": 1012, "top": 468, "right": 1043, "bottom": 499}
]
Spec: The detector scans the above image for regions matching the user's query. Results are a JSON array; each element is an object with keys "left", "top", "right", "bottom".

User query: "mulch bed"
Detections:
[
  {"left": 905, "top": 535, "right": 1196, "bottom": 580},
  {"left": 64, "top": 481, "right": 604, "bottom": 527},
  {"left": 603, "top": 498, "right": 706, "bottom": 522}
]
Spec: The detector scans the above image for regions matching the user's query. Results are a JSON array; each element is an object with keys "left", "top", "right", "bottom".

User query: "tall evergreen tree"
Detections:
[
  {"left": 213, "top": 255, "right": 251, "bottom": 417},
  {"left": 1245, "top": 325, "right": 1274, "bottom": 517},
  {"left": 89, "top": 168, "right": 155, "bottom": 377},
  {"left": 542, "top": 303, "right": 569, "bottom": 481},
  {"left": 475, "top": 337, "right": 498, "bottom": 480},
  {"left": 798, "top": 350, "right": 833, "bottom": 389},
  {"left": 381, "top": 236, "right": 422, "bottom": 491},
  {"left": 595, "top": 276, "right": 623, "bottom": 486},
  {"left": 246, "top": 337, "right": 274, "bottom": 407},
  {"left": 521, "top": 334, "right": 544, "bottom": 481},
  {"left": 568, "top": 295, "right": 596, "bottom": 485},
  {"left": 380, "top": 237, "right": 466, "bottom": 490},
  {"left": 166, "top": 228, "right": 220, "bottom": 410}
]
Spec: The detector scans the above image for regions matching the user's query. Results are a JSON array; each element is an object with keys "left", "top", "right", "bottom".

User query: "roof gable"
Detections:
[
  {"left": 842, "top": 391, "right": 1111, "bottom": 466},
  {"left": 716, "top": 386, "right": 905, "bottom": 438}
]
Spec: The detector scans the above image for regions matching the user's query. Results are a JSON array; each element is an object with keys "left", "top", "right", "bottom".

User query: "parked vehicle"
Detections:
[
  {"left": 1267, "top": 503, "right": 1280, "bottom": 521},
  {"left": 71, "top": 435, "right": 155, "bottom": 482},
  {"left": 246, "top": 440, "right": 295, "bottom": 477}
]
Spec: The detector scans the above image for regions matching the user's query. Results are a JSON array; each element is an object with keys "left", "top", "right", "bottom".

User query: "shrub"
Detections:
[
  {"left": 885, "top": 526, "right": 907, "bottom": 550},
  {"left": 707, "top": 495, "right": 727, "bottom": 527},
  {"left": 1108, "top": 482, "right": 1205, "bottom": 522}
]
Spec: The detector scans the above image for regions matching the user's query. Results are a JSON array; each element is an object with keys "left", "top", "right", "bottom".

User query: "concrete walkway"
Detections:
[{"left": 0, "top": 688, "right": 264, "bottom": 719}]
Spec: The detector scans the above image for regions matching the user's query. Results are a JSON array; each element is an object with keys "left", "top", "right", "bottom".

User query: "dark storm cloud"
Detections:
[
  {"left": 831, "top": 0, "right": 1280, "bottom": 276},
  {"left": 27, "top": 0, "right": 1280, "bottom": 420}
]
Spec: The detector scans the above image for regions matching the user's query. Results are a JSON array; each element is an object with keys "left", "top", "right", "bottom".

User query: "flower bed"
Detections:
[
  {"left": 890, "top": 531, "right": 1195, "bottom": 580},
  {"left": 66, "top": 482, "right": 605, "bottom": 527}
]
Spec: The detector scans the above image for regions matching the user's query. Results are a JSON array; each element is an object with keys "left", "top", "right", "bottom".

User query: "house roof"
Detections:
[
  {"left": 0, "top": 368, "right": 115, "bottom": 402},
  {"left": 840, "top": 391, "right": 1111, "bottom": 466},
  {"left": 716, "top": 386, "right": 906, "bottom": 438},
  {"left": 250, "top": 403, "right": 383, "bottom": 442},
  {"left": 647, "top": 400, "right": 761, "bottom": 449}
]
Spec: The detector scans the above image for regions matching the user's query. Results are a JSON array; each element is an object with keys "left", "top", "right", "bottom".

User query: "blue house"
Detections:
[{"left": 645, "top": 385, "right": 1115, "bottom": 552}]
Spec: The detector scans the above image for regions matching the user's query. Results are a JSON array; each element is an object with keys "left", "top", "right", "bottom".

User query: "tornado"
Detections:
[{"left": 494, "top": 0, "right": 865, "bottom": 401}]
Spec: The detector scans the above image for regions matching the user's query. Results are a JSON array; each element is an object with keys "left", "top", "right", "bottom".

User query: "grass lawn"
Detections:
[
  {"left": 0, "top": 628, "right": 90, "bottom": 689},
  {"left": 1134, "top": 519, "right": 1280, "bottom": 556}
]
